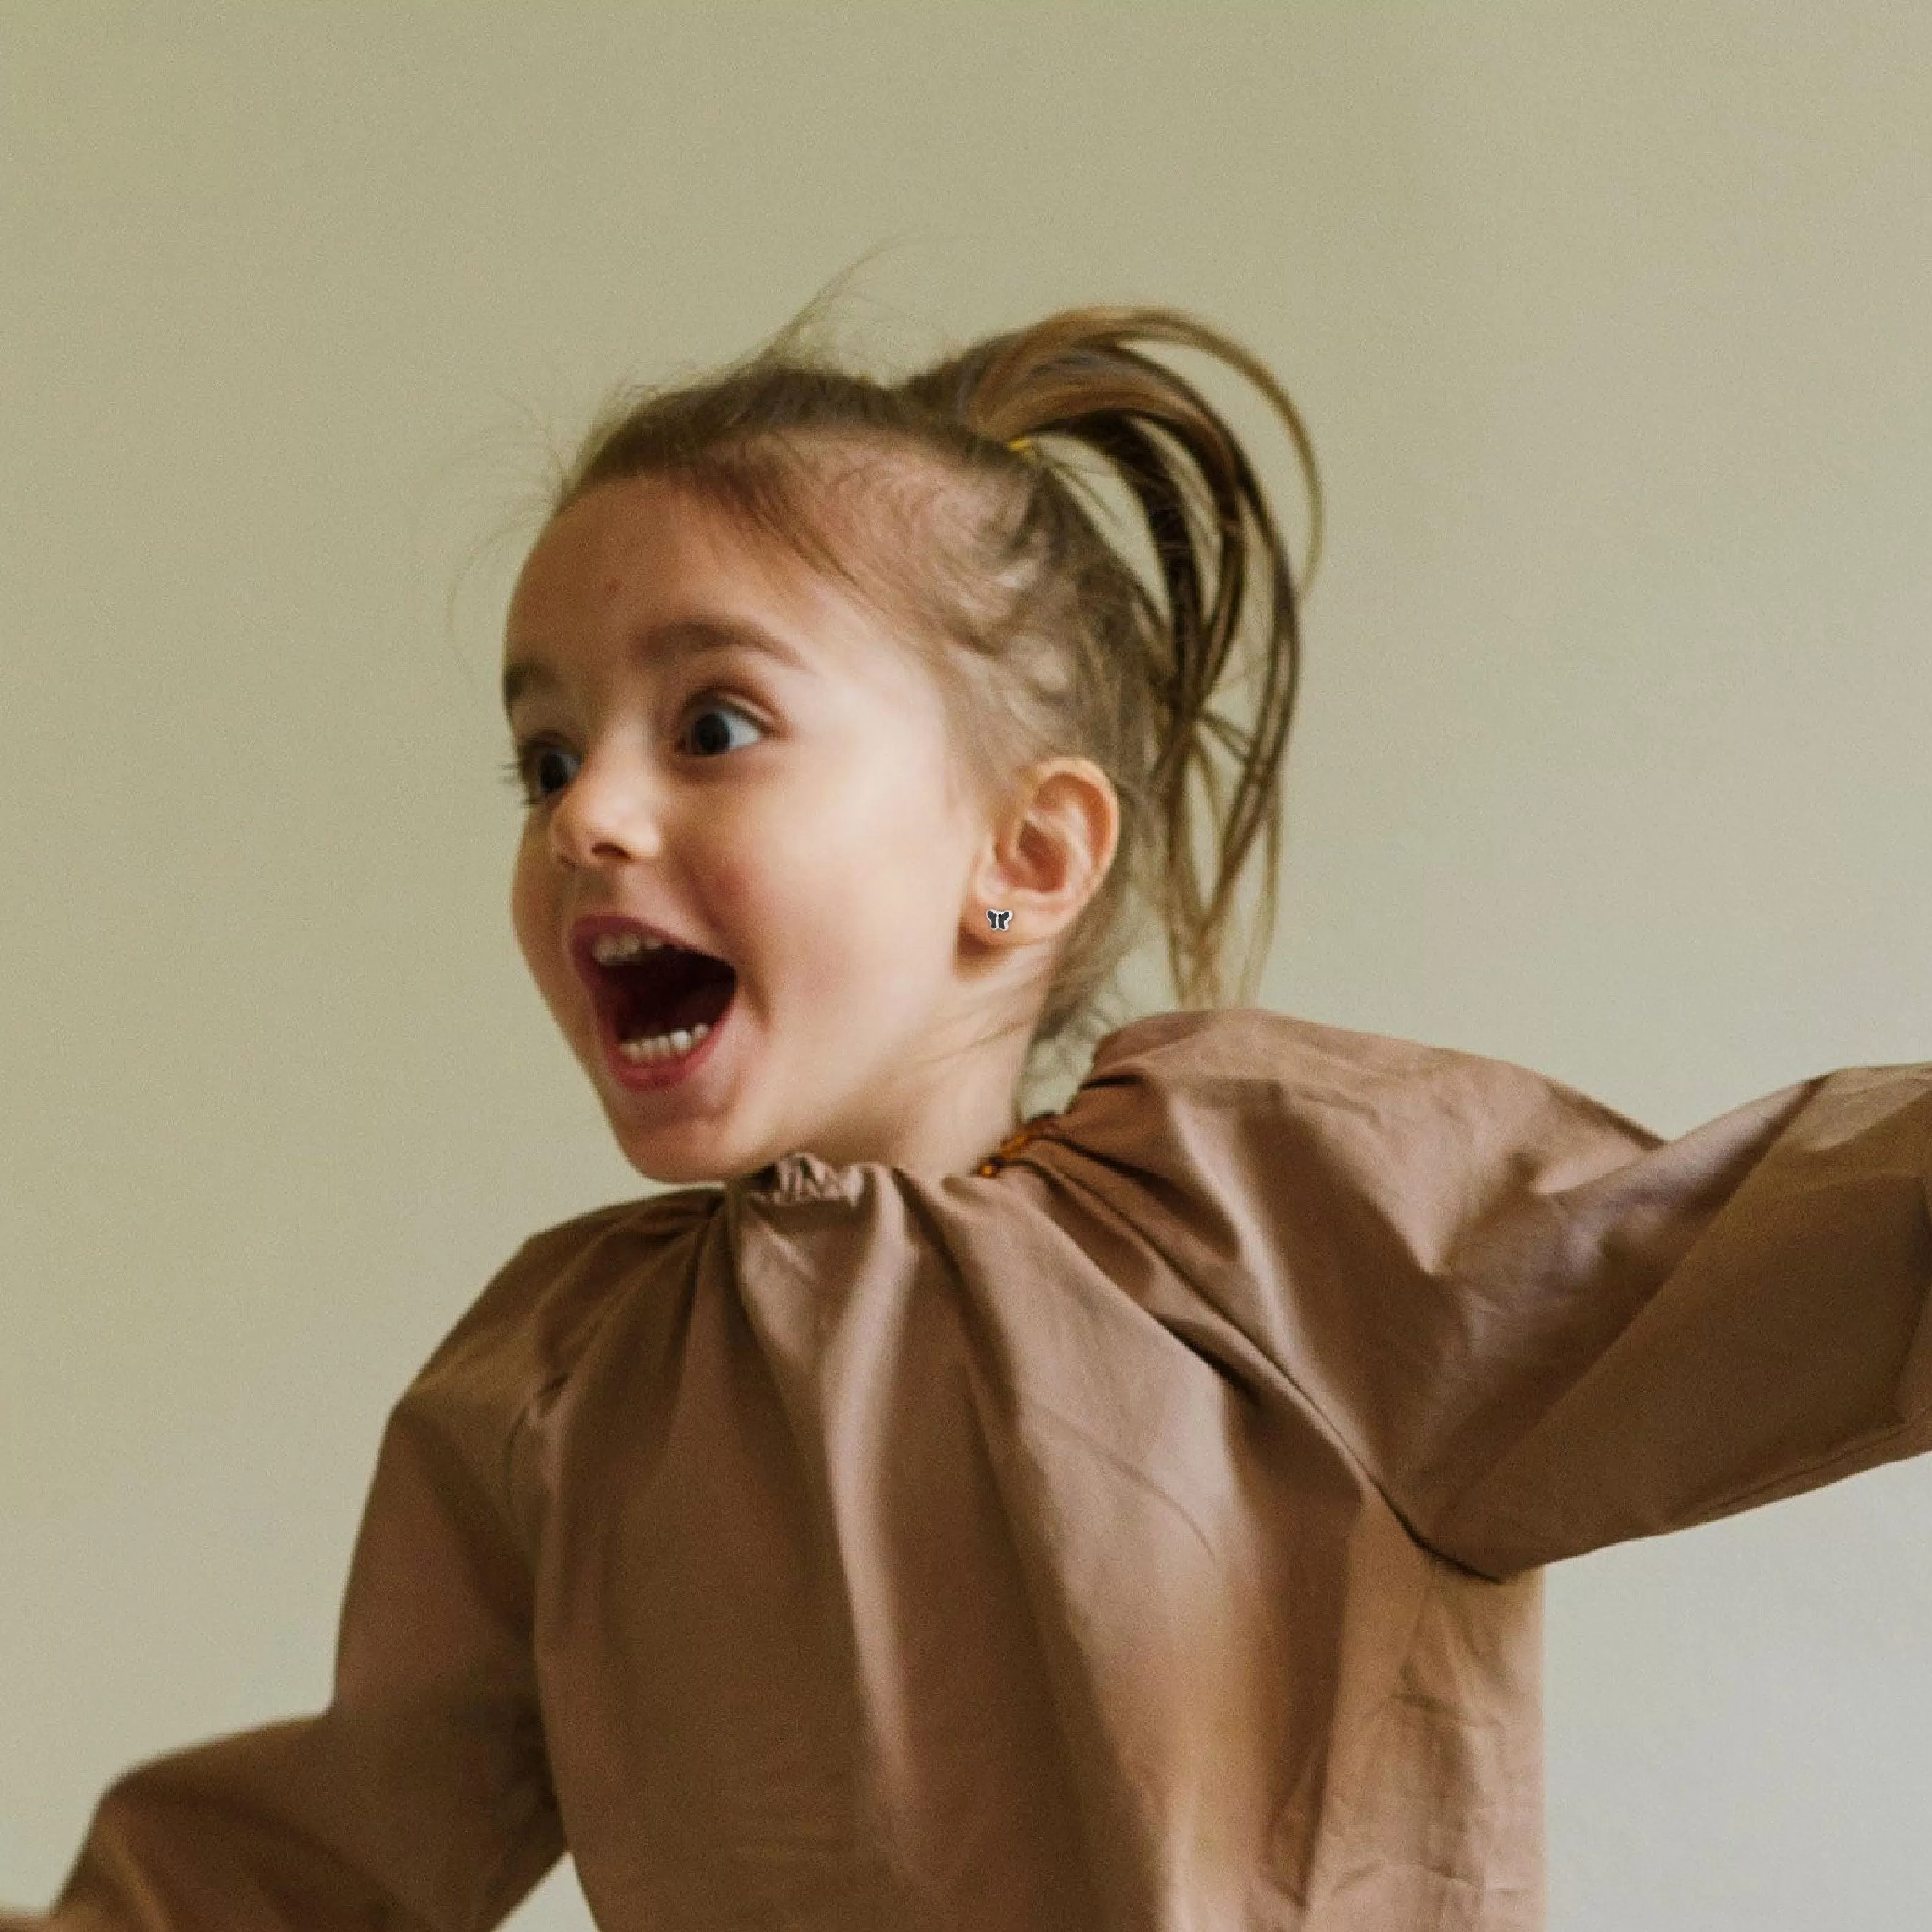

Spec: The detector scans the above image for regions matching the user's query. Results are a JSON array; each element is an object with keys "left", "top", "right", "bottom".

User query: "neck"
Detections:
[{"left": 802, "top": 1009, "right": 1035, "bottom": 1184}]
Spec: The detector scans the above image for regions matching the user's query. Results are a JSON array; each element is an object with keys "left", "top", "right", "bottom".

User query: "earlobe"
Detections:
[{"left": 970, "top": 758, "right": 1114, "bottom": 943}]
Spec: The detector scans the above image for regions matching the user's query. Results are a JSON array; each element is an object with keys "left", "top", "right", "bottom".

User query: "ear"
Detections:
[{"left": 965, "top": 758, "right": 1120, "bottom": 949}]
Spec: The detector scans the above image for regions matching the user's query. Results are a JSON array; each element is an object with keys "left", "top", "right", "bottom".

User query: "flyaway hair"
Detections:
[{"left": 532, "top": 263, "right": 1323, "bottom": 1109}]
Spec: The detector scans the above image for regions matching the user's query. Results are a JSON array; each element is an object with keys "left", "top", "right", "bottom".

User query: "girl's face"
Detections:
[{"left": 504, "top": 472, "right": 1028, "bottom": 1186}]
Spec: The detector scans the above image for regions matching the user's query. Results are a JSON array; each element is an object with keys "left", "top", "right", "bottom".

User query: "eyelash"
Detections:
[{"left": 501, "top": 695, "right": 764, "bottom": 808}]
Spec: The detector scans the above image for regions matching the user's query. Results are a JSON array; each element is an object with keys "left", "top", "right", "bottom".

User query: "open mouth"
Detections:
[{"left": 593, "top": 944, "right": 738, "bottom": 1047}]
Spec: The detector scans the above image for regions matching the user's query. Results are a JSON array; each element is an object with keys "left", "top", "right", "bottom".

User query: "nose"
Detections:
[{"left": 547, "top": 745, "right": 663, "bottom": 867}]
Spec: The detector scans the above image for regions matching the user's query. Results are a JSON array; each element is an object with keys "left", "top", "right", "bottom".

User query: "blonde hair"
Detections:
[{"left": 526, "top": 268, "right": 1322, "bottom": 1111}]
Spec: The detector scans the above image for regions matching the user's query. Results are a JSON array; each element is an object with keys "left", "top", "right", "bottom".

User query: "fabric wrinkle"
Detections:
[{"left": 13, "top": 1008, "right": 1931, "bottom": 1931}]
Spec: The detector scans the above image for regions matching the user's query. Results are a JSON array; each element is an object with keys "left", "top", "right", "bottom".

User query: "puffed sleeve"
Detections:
[
  {"left": 1, "top": 1234, "right": 575, "bottom": 1931},
  {"left": 1190, "top": 1017, "right": 1932, "bottom": 1583},
  {"left": 1097, "top": 1012, "right": 1932, "bottom": 1584}
]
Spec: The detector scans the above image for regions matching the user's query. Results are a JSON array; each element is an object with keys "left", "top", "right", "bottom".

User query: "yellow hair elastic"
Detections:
[{"left": 1007, "top": 435, "right": 1041, "bottom": 464}]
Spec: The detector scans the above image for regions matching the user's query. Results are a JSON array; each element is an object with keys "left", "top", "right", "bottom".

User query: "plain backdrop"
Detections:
[{"left": 4, "top": 4, "right": 1930, "bottom": 1928}]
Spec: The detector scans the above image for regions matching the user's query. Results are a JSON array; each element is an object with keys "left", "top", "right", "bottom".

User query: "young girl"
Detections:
[{"left": 8, "top": 291, "right": 1930, "bottom": 1932}]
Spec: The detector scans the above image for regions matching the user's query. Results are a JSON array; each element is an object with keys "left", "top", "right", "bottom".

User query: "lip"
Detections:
[
  {"left": 593, "top": 984, "right": 733, "bottom": 1093},
  {"left": 569, "top": 912, "right": 721, "bottom": 998},
  {"left": 568, "top": 912, "right": 737, "bottom": 1096}
]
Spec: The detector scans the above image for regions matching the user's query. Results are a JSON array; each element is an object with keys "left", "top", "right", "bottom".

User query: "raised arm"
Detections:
[{"left": 1213, "top": 1020, "right": 1932, "bottom": 1582}]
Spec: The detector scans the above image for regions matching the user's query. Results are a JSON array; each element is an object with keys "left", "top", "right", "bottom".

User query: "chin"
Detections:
[{"left": 612, "top": 1130, "right": 734, "bottom": 1190}]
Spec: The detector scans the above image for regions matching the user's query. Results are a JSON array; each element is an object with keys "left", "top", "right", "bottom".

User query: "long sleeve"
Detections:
[
  {"left": 1157, "top": 1017, "right": 1932, "bottom": 1583},
  {"left": 1264, "top": 1029, "right": 1932, "bottom": 1580},
  {"left": 2, "top": 1245, "right": 570, "bottom": 1931}
]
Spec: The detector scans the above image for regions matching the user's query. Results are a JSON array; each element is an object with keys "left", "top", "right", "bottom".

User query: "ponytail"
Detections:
[
  {"left": 910, "top": 306, "right": 1321, "bottom": 1019},
  {"left": 535, "top": 268, "right": 1323, "bottom": 1111}
]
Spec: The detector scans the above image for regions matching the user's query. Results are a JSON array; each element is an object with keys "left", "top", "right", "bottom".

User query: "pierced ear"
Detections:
[{"left": 963, "top": 758, "right": 1116, "bottom": 952}]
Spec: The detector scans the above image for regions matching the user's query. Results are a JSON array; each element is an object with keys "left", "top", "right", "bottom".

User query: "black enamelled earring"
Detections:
[{"left": 986, "top": 909, "right": 1012, "bottom": 931}]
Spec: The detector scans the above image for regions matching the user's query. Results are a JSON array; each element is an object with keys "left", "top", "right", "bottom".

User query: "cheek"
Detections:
[
  {"left": 703, "top": 850, "right": 781, "bottom": 961},
  {"left": 706, "top": 829, "right": 863, "bottom": 996},
  {"left": 695, "top": 755, "right": 965, "bottom": 967},
  {"left": 507, "top": 847, "right": 554, "bottom": 980}
]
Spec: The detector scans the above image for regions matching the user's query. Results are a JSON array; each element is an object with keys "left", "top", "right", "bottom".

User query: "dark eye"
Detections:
[
  {"left": 503, "top": 741, "right": 576, "bottom": 804},
  {"left": 501, "top": 700, "right": 763, "bottom": 810},
  {"left": 684, "top": 698, "right": 763, "bottom": 758}
]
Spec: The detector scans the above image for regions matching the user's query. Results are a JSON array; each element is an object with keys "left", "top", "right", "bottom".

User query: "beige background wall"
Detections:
[{"left": 4, "top": 4, "right": 1929, "bottom": 1927}]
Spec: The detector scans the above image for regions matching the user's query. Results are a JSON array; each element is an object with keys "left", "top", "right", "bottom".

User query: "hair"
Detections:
[{"left": 518, "top": 264, "right": 1323, "bottom": 1114}]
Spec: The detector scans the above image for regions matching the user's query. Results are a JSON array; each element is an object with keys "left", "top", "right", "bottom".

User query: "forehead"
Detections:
[
  {"left": 503, "top": 472, "right": 933, "bottom": 710},
  {"left": 511, "top": 474, "right": 798, "bottom": 619}
]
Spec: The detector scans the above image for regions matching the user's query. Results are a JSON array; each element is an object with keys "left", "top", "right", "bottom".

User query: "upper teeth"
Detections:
[{"left": 591, "top": 931, "right": 669, "bottom": 965}]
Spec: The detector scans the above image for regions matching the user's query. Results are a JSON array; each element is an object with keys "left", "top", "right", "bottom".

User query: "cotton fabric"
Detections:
[{"left": 7, "top": 1007, "right": 1931, "bottom": 1931}]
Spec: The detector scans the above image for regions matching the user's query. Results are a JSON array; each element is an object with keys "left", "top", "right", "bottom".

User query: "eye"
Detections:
[
  {"left": 682, "top": 695, "right": 764, "bottom": 759},
  {"left": 500, "top": 697, "right": 765, "bottom": 808},
  {"left": 501, "top": 740, "right": 575, "bottom": 805}
]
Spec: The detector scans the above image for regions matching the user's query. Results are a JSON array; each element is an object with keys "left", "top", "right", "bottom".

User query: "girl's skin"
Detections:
[{"left": 504, "top": 470, "right": 1120, "bottom": 1187}]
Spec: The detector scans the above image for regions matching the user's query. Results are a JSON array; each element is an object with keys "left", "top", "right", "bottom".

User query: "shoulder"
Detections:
[
  {"left": 1091, "top": 1007, "right": 1459, "bottom": 1083},
  {"left": 1086, "top": 1007, "right": 1515, "bottom": 1115},
  {"left": 404, "top": 1187, "right": 722, "bottom": 1417},
  {"left": 1080, "top": 1007, "right": 1656, "bottom": 1165}
]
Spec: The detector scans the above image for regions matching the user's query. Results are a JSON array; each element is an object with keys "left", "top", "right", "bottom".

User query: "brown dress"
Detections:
[{"left": 7, "top": 1008, "right": 1931, "bottom": 1931}]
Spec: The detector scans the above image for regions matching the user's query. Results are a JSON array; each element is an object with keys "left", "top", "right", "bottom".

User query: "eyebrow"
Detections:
[{"left": 502, "top": 614, "right": 810, "bottom": 715}]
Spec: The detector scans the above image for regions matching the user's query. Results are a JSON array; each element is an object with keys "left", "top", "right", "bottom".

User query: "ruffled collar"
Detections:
[{"left": 731, "top": 1012, "right": 1189, "bottom": 1203}]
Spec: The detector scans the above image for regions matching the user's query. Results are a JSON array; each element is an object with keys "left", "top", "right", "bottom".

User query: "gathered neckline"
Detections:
[{"left": 724, "top": 1009, "right": 1209, "bottom": 1202}]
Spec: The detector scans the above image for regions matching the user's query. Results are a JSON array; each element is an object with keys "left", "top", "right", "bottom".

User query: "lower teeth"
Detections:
[{"left": 617, "top": 1020, "right": 711, "bottom": 1064}]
